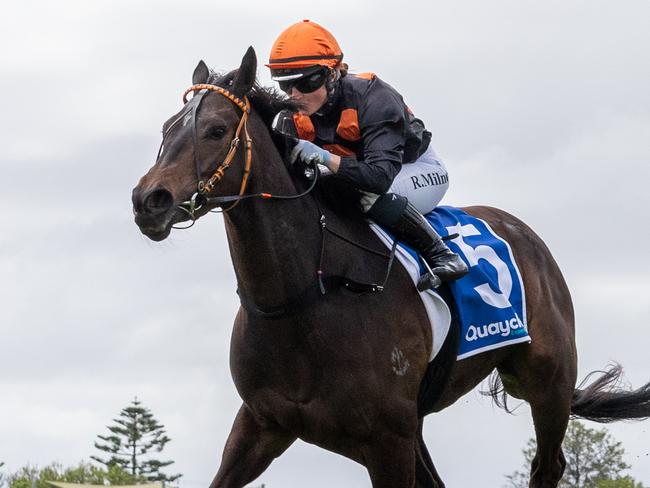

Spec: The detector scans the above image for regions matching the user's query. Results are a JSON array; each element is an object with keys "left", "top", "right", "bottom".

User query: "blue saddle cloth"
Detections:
[{"left": 401, "top": 206, "right": 531, "bottom": 359}]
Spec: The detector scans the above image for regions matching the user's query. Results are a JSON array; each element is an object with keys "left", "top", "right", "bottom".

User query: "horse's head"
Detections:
[{"left": 132, "top": 48, "right": 257, "bottom": 241}]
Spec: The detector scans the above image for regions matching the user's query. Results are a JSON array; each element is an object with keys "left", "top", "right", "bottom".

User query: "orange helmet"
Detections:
[{"left": 267, "top": 19, "right": 343, "bottom": 71}]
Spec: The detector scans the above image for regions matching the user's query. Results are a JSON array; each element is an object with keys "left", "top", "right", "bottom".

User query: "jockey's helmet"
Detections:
[{"left": 267, "top": 20, "right": 343, "bottom": 93}]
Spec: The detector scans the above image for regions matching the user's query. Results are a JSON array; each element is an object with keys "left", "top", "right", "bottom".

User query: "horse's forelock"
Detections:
[{"left": 208, "top": 69, "right": 234, "bottom": 87}]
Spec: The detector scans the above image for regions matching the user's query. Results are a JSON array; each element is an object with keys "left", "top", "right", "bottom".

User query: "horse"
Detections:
[{"left": 131, "top": 47, "right": 650, "bottom": 488}]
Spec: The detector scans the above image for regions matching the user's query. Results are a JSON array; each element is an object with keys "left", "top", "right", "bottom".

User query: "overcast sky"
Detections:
[{"left": 1, "top": 1, "right": 648, "bottom": 487}]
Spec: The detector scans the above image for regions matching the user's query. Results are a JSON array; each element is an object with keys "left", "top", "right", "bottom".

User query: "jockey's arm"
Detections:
[{"left": 324, "top": 154, "right": 341, "bottom": 173}]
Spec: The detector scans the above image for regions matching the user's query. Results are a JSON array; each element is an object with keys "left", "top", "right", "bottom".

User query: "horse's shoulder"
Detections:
[{"left": 315, "top": 180, "right": 379, "bottom": 244}]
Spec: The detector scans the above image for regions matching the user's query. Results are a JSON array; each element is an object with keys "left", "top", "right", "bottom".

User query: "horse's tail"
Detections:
[{"left": 570, "top": 364, "right": 650, "bottom": 423}]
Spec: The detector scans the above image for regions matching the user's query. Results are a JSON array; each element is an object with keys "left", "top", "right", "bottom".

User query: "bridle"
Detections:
[
  {"left": 172, "top": 83, "right": 253, "bottom": 226},
  {"left": 156, "top": 82, "right": 319, "bottom": 229}
]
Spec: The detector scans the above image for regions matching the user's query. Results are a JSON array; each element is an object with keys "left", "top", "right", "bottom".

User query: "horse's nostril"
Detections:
[{"left": 143, "top": 188, "right": 174, "bottom": 215}]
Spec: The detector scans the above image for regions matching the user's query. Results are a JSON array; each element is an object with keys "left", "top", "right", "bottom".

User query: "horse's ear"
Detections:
[
  {"left": 231, "top": 46, "right": 257, "bottom": 98},
  {"left": 193, "top": 60, "right": 209, "bottom": 85}
]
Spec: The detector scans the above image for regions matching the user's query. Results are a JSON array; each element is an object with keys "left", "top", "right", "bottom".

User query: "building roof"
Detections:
[{"left": 46, "top": 482, "right": 163, "bottom": 488}]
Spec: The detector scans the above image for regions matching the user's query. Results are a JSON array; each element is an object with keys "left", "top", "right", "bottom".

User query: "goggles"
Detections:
[{"left": 272, "top": 66, "right": 329, "bottom": 94}]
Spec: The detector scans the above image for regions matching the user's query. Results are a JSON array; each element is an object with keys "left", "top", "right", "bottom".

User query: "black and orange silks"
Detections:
[{"left": 293, "top": 73, "right": 431, "bottom": 194}]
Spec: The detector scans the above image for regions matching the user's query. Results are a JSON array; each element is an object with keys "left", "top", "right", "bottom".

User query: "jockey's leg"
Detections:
[
  {"left": 360, "top": 146, "right": 467, "bottom": 287},
  {"left": 386, "top": 143, "right": 450, "bottom": 216},
  {"left": 364, "top": 194, "right": 468, "bottom": 288}
]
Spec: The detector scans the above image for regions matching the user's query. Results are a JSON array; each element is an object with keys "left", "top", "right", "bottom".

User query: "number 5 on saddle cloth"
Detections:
[{"left": 371, "top": 205, "right": 530, "bottom": 361}]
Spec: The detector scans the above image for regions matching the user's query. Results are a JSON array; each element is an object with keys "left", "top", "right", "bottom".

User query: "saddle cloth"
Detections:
[{"left": 370, "top": 206, "right": 531, "bottom": 361}]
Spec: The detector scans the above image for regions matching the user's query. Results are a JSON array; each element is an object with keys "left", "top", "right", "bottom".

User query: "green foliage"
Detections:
[
  {"left": 5, "top": 461, "right": 142, "bottom": 488},
  {"left": 104, "top": 465, "right": 145, "bottom": 486},
  {"left": 597, "top": 478, "right": 646, "bottom": 488},
  {"left": 7, "top": 464, "right": 38, "bottom": 488},
  {"left": 562, "top": 421, "right": 630, "bottom": 487},
  {"left": 505, "top": 421, "right": 646, "bottom": 488},
  {"left": 92, "top": 397, "right": 181, "bottom": 482}
]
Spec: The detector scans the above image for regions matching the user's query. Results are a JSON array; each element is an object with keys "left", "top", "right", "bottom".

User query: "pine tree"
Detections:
[{"left": 91, "top": 398, "right": 181, "bottom": 482}]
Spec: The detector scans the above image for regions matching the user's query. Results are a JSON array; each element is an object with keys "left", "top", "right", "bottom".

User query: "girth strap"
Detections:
[{"left": 236, "top": 274, "right": 388, "bottom": 321}]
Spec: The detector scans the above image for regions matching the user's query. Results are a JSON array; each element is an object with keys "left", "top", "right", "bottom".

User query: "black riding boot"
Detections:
[{"left": 367, "top": 194, "right": 468, "bottom": 290}]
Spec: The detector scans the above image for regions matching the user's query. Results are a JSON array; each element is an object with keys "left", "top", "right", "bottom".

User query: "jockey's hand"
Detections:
[{"left": 290, "top": 139, "right": 332, "bottom": 167}]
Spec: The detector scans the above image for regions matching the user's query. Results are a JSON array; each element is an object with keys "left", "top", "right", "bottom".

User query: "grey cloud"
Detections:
[{"left": 2, "top": 1, "right": 649, "bottom": 487}]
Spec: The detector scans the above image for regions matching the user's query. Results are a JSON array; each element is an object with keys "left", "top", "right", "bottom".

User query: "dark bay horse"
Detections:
[{"left": 132, "top": 48, "right": 650, "bottom": 488}]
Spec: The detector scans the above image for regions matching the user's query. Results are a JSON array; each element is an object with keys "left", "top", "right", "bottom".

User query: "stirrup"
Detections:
[
  {"left": 417, "top": 273, "right": 442, "bottom": 291},
  {"left": 416, "top": 257, "right": 442, "bottom": 291}
]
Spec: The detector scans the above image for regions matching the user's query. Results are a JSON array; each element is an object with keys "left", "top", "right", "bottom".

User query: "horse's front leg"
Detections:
[{"left": 209, "top": 403, "right": 296, "bottom": 488}]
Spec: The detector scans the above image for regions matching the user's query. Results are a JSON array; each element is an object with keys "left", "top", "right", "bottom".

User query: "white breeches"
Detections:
[{"left": 360, "top": 144, "right": 450, "bottom": 214}]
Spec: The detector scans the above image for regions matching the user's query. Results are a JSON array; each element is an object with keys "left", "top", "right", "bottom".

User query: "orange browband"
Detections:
[{"left": 182, "top": 84, "right": 250, "bottom": 113}]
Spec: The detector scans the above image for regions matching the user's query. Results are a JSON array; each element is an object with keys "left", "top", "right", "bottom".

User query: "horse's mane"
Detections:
[{"left": 208, "top": 69, "right": 298, "bottom": 128}]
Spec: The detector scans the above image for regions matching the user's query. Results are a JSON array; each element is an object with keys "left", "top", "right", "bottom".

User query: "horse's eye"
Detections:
[{"left": 207, "top": 126, "right": 227, "bottom": 140}]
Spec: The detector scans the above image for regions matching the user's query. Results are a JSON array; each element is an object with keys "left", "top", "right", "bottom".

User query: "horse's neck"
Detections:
[{"left": 224, "top": 126, "right": 321, "bottom": 308}]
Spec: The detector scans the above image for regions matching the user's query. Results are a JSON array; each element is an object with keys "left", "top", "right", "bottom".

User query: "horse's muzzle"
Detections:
[{"left": 132, "top": 186, "right": 176, "bottom": 240}]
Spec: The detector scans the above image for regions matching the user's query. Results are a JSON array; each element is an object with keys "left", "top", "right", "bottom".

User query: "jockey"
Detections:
[{"left": 267, "top": 20, "right": 468, "bottom": 287}]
